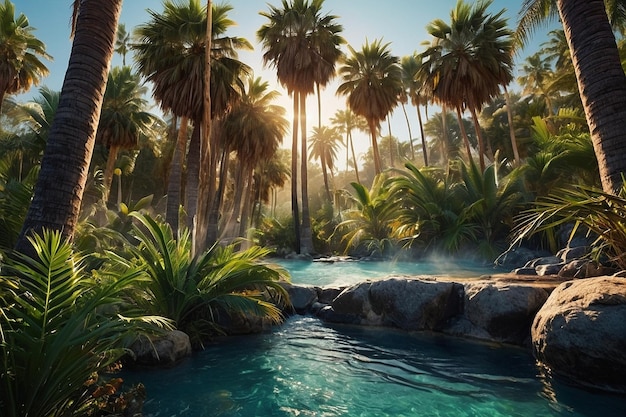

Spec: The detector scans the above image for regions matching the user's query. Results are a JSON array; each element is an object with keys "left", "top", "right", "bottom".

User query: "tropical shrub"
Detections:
[
  {"left": 513, "top": 184, "right": 626, "bottom": 269},
  {"left": 0, "top": 229, "right": 169, "bottom": 417},
  {"left": 336, "top": 175, "right": 400, "bottom": 257},
  {"left": 120, "top": 213, "right": 290, "bottom": 345}
]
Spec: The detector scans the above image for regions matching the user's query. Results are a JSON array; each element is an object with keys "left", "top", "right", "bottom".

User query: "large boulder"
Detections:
[
  {"left": 461, "top": 282, "right": 549, "bottom": 345},
  {"left": 532, "top": 277, "right": 626, "bottom": 393},
  {"left": 130, "top": 330, "right": 192, "bottom": 366},
  {"left": 368, "top": 278, "right": 463, "bottom": 330}
]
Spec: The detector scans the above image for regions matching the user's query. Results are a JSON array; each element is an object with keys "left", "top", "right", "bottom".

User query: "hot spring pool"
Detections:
[
  {"left": 274, "top": 258, "right": 501, "bottom": 286},
  {"left": 124, "top": 316, "right": 625, "bottom": 417}
]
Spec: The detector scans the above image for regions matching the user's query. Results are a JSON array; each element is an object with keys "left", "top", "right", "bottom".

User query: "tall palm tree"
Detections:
[
  {"left": 221, "top": 76, "right": 288, "bottom": 240},
  {"left": 258, "top": 0, "right": 344, "bottom": 255},
  {"left": 331, "top": 108, "right": 366, "bottom": 183},
  {"left": 96, "top": 66, "right": 162, "bottom": 202},
  {"left": 422, "top": 0, "right": 514, "bottom": 171},
  {"left": 0, "top": 0, "right": 50, "bottom": 113},
  {"left": 133, "top": 0, "right": 251, "bottom": 240},
  {"left": 400, "top": 54, "right": 430, "bottom": 166},
  {"left": 517, "top": 52, "right": 556, "bottom": 116},
  {"left": 337, "top": 39, "right": 403, "bottom": 176},
  {"left": 309, "top": 125, "right": 341, "bottom": 201},
  {"left": 16, "top": 0, "right": 122, "bottom": 254},
  {"left": 517, "top": 0, "right": 626, "bottom": 194}
]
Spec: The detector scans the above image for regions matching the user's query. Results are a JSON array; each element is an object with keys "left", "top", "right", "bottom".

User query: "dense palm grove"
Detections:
[{"left": 2, "top": 0, "right": 626, "bottom": 415}]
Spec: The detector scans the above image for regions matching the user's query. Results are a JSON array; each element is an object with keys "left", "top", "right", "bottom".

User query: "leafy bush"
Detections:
[{"left": 0, "top": 230, "right": 168, "bottom": 417}]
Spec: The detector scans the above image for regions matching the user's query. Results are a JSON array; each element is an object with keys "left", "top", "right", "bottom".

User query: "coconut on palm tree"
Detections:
[
  {"left": 337, "top": 39, "right": 403, "bottom": 176},
  {"left": 0, "top": 0, "right": 50, "bottom": 113},
  {"left": 258, "top": 0, "right": 344, "bottom": 255}
]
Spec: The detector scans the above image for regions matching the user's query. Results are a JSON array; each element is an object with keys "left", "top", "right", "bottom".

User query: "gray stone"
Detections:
[
  {"left": 557, "top": 246, "right": 589, "bottom": 262},
  {"left": 317, "top": 286, "right": 345, "bottom": 304},
  {"left": 368, "top": 278, "right": 463, "bottom": 330},
  {"left": 463, "top": 282, "right": 549, "bottom": 345},
  {"left": 282, "top": 283, "right": 317, "bottom": 313},
  {"left": 495, "top": 246, "right": 543, "bottom": 269},
  {"left": 130, "top": 330, "right": 192, "bottom": 366},
  {"left": 330, "top": 282, "right": 377, "bottom": 324},
  {"left": 513, "top": 267, "right": 537, "bottom": 276},
  {"left": 535, "top": 263, "right": 565, "bottom": 276},
  {"left": 526, "top": 256, "right": 562, "bottom": 268},
  {"left": 532, "top": 277, "right": 626, "bottom": 393}
]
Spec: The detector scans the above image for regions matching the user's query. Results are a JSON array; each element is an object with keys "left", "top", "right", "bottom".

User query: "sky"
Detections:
[{"left": 13, "top": 0, "right": 555, "bottom": 163}]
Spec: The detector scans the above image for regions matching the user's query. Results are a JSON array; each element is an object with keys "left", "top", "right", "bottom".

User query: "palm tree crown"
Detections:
[{"left": 0, "top": 0, "right": 50, "bottom": 112}]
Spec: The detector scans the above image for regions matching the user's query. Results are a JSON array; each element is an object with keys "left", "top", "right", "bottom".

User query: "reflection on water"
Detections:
[
  {"left": 123, "top": 316, "right": 625, "bottom": 417},
  {"left": 274, "top": 258, "right": 502, "bottom": 286}
]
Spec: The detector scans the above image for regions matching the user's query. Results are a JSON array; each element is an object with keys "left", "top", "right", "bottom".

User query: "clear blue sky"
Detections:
[{"left": 13, "top": 0, "right": 553, "bottom": 156}]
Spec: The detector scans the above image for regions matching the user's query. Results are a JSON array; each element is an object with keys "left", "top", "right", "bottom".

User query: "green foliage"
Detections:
[
  {"left": 513, "top": 184, "right": 626, "bottom": 269},
  {"left": 120, "top": 213, "right": 290, "bottom": 345},
  {"left": 0, "top": 161, "right": 37, "bottom": 253},
  {"left": 0, "top": 229, "right": 169, "bottom": 417},
  {"left": 336, "top": 175, "right": 399, "bottom": 257},
  {"left": 254, "top": 215, "right": 296, "bottom": 255}
]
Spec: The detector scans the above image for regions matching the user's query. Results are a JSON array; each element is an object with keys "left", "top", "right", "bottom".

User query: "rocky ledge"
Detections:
[{"left": 283, "top": 274, "right": 626, "bottom": 394}]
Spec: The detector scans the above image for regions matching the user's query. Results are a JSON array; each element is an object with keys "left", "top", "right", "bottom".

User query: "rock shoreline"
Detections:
[{"left": 283, "top": 273, "right": 626, "bottom": 394}]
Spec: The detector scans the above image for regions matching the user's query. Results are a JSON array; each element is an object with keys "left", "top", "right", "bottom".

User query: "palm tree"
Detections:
[
  {"left": 114, "top": 22, "right": 131, "bottom": 65},
  {"left": 221, "top": 76, "right": 288, "bottom": 240},
  {"left": 16, "top": 0, "right": 122, "bottom": 254},
  {"left": 517, "top": 52, "right": 556, "bottom": 116},
  {"left": 331, "top": 108, "right": 366, "bottom": 183},
  {"left": 400, "top": 54, "right": 430, "bottom": 166},
  {"left": 258, "top": 0, "right": 344, "bottom": 255},
  {"left": 337, "top": 39, "right": 403, "bottom": 176},
  {"left": 309, "top": 125, "right": 341, "bottom": 201},
  {"left": 517, "top": 0, "right": 626, "bottom": 194},
  {"left": 96, "top": 66, "right": 161, "bottom": 202},
  {"left": 133, "top": 0, "right": 251, "bottom": 241},
  {"left": 0, "top": 0, "right": 50, "bottom": 113},
  {"left": 422, "top": 0, "right": 514, "bottom": 170}
]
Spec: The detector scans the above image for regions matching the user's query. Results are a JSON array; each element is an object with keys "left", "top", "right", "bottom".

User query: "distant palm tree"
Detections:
[
  {"left": 309, "top": 125, "right": 341, "bottom": 201},
  {"left": 16, "top": 0, "right": 122, "bottom": 254},
  {"left": 401, "top": 54, "right": 430, "bottom": 166},
  {"left": 517, "top": 0, "right": 626, "bottom": 194},
  {"left": 0, "top": 0, "right": 50, "bottom": 113},
  {"left": 258, "top": 0, "right": 344, "bottom": 255},
  {"left": 114, "top": 23, "right": 131, "bottom": 65},
  {"left": 517, "top": 52, "right": 556, "bottom": 116},
  {"left": 422, "top": 0, "right": 514, "bottom": 170},
  {"left": 331, "top": 108, "right": 366, "bottom": 183},
  {"left": 97, "top": 66, "right": 162, "bottom": 202},
  {"left": 337, "top": 39, "right": 402, "bottom": 175}
]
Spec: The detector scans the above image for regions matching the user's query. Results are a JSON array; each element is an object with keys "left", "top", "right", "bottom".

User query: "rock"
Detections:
[
  {"left": 495, "top": 246, "right": 545, "bottom": 269},
  {"left": 532, "top": 277, "right": 626, "bottom": 393},
  {"left": 535, "top": 263, "right": 565, "bottom": 276},
  {"left": 368, "top": 278, "right": 463, "bottom": 330},
  {"left": 526, "top": 256, "right": 562, "bottom": 268},
  {"left": 330, "top": 282, "right": 382, "bottom": 325},
  {"left": 513, "top": 267, "right": 537, "bottom": 276},
  {"left": 317, "top": 285, "right": 345, "bottom": 304},
  {"left": 557, "top": 246, "right": 588, "bottom": 262},
  {"left": 282, "top": 283, "right": 317, "bottom": 314},
  {"left": 462, "top": 282, "right": 549, "bottom": 345},
  {"left": 130, "top": 330, "right": 192, "bottom": 366}
]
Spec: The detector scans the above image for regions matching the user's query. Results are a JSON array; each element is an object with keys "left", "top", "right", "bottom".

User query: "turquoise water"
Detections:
[
  {"left": 275, "top": 258, "right": 501, "bottom": 286},
  {"left": 124, "top": 316, "right": 625, "bottom": 417}
]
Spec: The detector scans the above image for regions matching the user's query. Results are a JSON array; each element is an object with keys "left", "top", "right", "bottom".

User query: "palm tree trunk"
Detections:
[
  {"left": 441, "top": 105, "right": 449, "bottom": 167},
  {"left": 103, "top": 145, "right": 119, "bottom": 202},
  {"left": 16, "top": 0, "right": 122, "bottom": 254},
  {"left": 321, "top": 156, "right": 331, "bottom": 202},
  {"left": 166, "top": 116, "right": 188, "bottom": 235},
  {"left": 470, "top": 107, "right": 487, "bottom": 171},
  {"left": 456, "top": 106, "right": 473, "bottom": 164},
  {"left": 503, "top": 87, "right": 520, "bottom": 164},
  {"left": 185, "top": 124, "right": 200, "bottom": 230},
  {"left": 349, "top": 131, "right": 361, "bottom": 183},
  {"left": 558, "top": 0, "right": 626, "bottom": 193},
  {"left": 387, "top": 116, "right": 394, "bottom": 168},
  {"left": 369, "top": 119, "right": 382, "bottom": 175},
  {"left": 300, "top": 91, "right": 314, "bottom": 255},
  {"left": 291, "top": 93, "right": 301, "bottom": 253},
  {"left": 194, "top": 0, "right": 212, "bottom": 254},
  {"left": 238, "top": 168, "right": 254, "bottom": 243},
  {"left": 401, "top": 103, "right": 415, "bottom": 160},
  {"left": 416, "top": 104, "right": 428, "bottom": 166}
]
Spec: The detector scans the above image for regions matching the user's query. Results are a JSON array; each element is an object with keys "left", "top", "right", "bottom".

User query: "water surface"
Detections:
[{"left": 124, "top": 316, "right": 625, "bottom": 417}]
